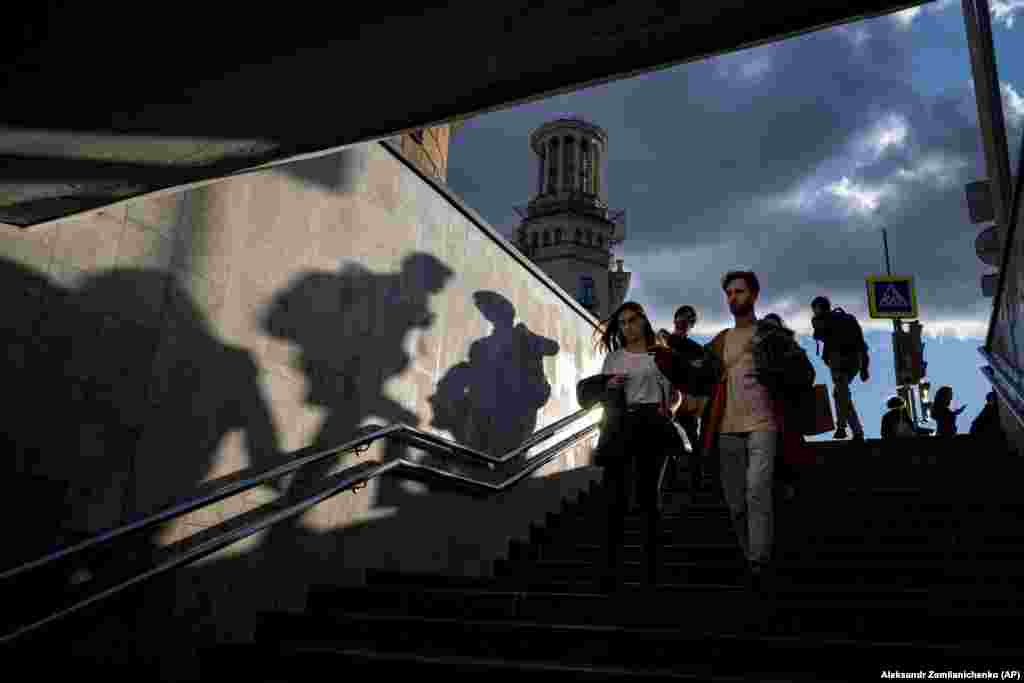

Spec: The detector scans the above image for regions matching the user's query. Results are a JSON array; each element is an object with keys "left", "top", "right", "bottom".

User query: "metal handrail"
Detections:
[
  {"left": 0, "top": 406, "right": 594, "bottom": 585},
  {"left": 1, "top": 406, "right": 601, "bottom": 643}
]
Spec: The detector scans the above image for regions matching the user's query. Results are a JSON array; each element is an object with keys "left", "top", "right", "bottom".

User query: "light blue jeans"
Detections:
[{"left": 718, "top": 432, "right": 776, "bottom": 564}]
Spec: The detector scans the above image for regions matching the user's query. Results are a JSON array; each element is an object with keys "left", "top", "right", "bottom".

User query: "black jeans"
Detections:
[{"left": 601, "top": 406, "right": 677, "bottom": 589}]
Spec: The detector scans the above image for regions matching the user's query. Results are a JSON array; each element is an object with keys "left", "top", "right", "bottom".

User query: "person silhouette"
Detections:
[
  {"left": 1, "top": 258, "right": 80, "bottom": 559},
  {"left": 427, "top": 361, "right": 476, "bottom": 448},
  {"left": 259, "top": 253, "right": 455, "bottom": 534},
  {"left": 2, "top": 263, "right": 285, "bottom": 675},
  {"left": 931, "top": 386, "right": 966, "bottom": 437},
  {"left": 460, "top": 291, "right": 560, "bottom": 457},
  {"left": 67, "top": 269, "right": 283, "bottom": 526}
]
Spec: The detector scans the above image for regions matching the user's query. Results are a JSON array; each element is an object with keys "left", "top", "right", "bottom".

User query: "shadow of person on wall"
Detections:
[
  {"left": 65, "top": 268, "right": 282, "bottom": 529},
  {"left": 335, "top": 290, "right": 566, "bottom": 578},
  {"left": 0, "top": 259, "right": 283, "bottom": 678},
  {"left": 260, "top": 253, "right": 455, "bottom": 476},
  {"left": 2, "top": 261, "right": 281, "bottom": 555},
  {"left": 396, "top": 289, "right": 561, "bottom": 509},
  {"left": 254, "top": 252, "right": 455, "bottom": 582},
  {"left": 471, "top": 291, "right": 559, "bottom": 456},
  {"left": 71, "top": 268, "right": 285, "bottom": 670},
  {"left": 1, "top": 257, "right": 80, "bottom": 563},
  {"left": 427, "top": 291, "right": 560, "bottom": 459}
]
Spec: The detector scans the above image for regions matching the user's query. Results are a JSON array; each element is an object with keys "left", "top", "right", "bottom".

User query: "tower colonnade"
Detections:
[{"left": 516, "top": 117, "right": 629, "bottom": 320}]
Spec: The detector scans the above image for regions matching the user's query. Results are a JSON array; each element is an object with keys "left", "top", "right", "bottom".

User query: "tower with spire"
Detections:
[{"left": 514, "top": 117, "right": 630, "bottom": 321}]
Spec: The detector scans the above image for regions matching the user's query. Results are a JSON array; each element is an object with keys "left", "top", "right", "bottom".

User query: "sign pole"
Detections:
[
  {"left": 883, "top": 228, "right": 893, "bottom": 277},
  {"left": 883, "top": 230, "right": 917, "bottom": 423},
  {"left": 883, "top": 230, "right": 902, "bottom": 335}
]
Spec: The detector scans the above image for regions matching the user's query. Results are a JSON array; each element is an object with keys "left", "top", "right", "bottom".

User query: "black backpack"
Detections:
[
  {"left": 753, "top": 324, "right": 815, "bottom": 400},
  {"left": 783, "top": 350, "right": 815, "bottom": 398},
  {"left": 828, "top": 307, "right": 865, "bottom": 353}
]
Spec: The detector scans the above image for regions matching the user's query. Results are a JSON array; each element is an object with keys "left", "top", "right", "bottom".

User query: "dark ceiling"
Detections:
[{"left": 2, "top": 1, "right": 931, "bottom": 226}]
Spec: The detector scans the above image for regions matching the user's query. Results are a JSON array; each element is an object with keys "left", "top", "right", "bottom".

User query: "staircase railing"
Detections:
[{"left": 0, "top": 406, "right": 601, "bottom": 644}]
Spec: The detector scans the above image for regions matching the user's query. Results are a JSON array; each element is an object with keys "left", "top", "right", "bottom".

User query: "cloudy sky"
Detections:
[{"left": 447, "top": 1, "right": 1024, "bottom": 439}]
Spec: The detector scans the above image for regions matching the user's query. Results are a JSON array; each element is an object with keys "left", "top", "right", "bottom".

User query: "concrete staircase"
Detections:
[{"left": 202, "top": 436, "right": 1024, "bottom": 680}]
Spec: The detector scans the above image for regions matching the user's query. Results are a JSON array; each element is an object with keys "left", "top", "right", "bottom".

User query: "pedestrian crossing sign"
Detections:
[{"left": 866, "top": 275, "right": 918, "bottom": 319}]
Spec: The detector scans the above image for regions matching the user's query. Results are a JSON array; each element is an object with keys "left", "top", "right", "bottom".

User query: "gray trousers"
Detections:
[{"left": 718, "top": 432, "right": 776, "bottom": 564}]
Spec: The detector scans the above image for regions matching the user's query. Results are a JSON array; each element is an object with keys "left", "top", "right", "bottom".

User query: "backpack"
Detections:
[
  {"left": 828, "top": 307, "right": 865, "bottom": 353},
  {"left": 752, "top": 323, "right": 815, "bottom": 400},
  {"left": 784, "top": 350, "right": 815, "bottom": 398},
  {"left": 652, "top": 342, "right": 721, "bottom": 398}
]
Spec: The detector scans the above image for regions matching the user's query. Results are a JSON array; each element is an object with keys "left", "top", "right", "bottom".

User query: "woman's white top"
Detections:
[{"left": 601, "top": 348, "right": 672, "bottom": 406}]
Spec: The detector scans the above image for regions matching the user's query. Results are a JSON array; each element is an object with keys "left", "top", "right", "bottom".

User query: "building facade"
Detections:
[
  {"left": 515, "top": 118, "right": 631, "bottom": 321},
  {"left": 393, "top": 124, "right": 453, "bottom": 181}
]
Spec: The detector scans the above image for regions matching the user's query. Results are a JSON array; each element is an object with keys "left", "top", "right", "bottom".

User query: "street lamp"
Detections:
[{"left": 919, "top": 382, "right": 931, "bottom": 421}]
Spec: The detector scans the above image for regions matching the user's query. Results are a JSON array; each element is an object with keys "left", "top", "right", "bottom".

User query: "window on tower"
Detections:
[
  {"left": 543, "top": 230, "right": 551, "bottom": 246},
  {"left": 578, "top": 276, "right": 596, "bottom": 309},
  {"left": 575, "top": 229, "right": 582, "bottom": 243},
  {"left": 532, "top": 232, "right": 539, "bottom": 248},
  {"left": 586, "top": 229, "right": 593, "bottom": 245},
  {"left": 548, "top": 139, "right": 559, "bottom": 194},
  {"left": 563, "top": 136, "right": 574, "bottom": 191},
  {"left": 539, "top": 149, "right": 546, "bottom": 177},
  {"left": 555, "top": 228, "right": 563, "bottom": 243},
  {"left": 581, "top": 140, "right": 592, "bottom": 194}
]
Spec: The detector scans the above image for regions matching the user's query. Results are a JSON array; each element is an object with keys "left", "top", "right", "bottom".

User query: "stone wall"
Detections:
[{"left": 1, "top": 140, "right": 606, "bottom": 672}]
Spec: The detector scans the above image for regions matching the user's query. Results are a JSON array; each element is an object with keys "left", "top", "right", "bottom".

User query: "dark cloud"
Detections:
[{"left": 447, "top": 9, "right": 1017, "bottom": 337}]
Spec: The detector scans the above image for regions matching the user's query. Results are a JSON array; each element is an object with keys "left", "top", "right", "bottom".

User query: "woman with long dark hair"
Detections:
[
  {"left": 931, "top": 386, "right": 966, "bottom": 437},
  {"left": 582, "top": 301, "right": 684, "bottom": 592}
]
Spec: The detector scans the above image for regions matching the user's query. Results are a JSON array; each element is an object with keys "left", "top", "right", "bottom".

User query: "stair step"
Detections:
[
  {"left": 561, "top": 510, "right": 1021, "bottom": 534},
  {"left": 826, "top": 499, "right": 1018, "bottom": 510},
  {"left": 212, "top": 449, "right": 1024, "bottom": 680},
  {"left": 540, "top": 543, "right": 741, "bottom": 562},
  {"left": 259, "top": 645, "right": 770, "bottom": 681},
  {"left": 307, "top": 584, "right": 962, "bottom": 626},
  {"left": 203, "top": 642, "right": 718, "bottom": 680},
  {"left": 558, "top": 516, "right": 733, "bottom": 533},
  {"left": 533, "top": 543, "right": 1023, "bottom": 563},
  {"left": 543, "top": 524, "right": 733, "bottom": 544},
  {"left": 518, "top": 556, "right": 1018, "bottom": 572},
  {"left": 364, "top": 569, "right": 499, "bottom": 590},
  {"left": 778, "top": 532, "right": 1024, "bottom": 544},
  {"left": 502, "top": 559, "right": 1020, "bottom": 588},
  {"left": 309, "top": 584, "right": 751, "bottom": 623},
  {"left": 255, "top": 610, "right": 1024, "bottom": 673},
  {"left": 775, "top": 520, "right": 1019, "bottom": 535},
  {"left": 564, "top": 509, "right": 731, "bottom": 524},
  {"left": 488, "top": 578, "right": 1021, "bottom": 608},
  {"left": 264, "top": 642, "right": 1023, "bottom": 681}
]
